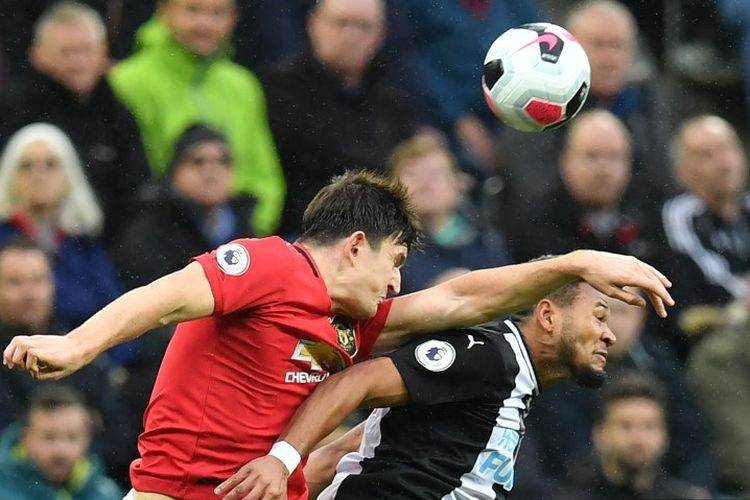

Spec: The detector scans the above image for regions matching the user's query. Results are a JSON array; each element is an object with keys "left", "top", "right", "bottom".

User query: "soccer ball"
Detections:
[{"left": 482, "top": 22, "right": 591, "bottom": 132}]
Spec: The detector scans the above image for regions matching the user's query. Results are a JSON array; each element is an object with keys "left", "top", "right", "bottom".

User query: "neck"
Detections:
[
  {"left": 302, "top": 241, "right": 350, "bottom": 316},
  {"left": 704, "top": 193, "right": 741, "bottom": 222},
  {"left": 600, "top": 453, "right": 656, "bottom": 493},
  {"left": 518, "top": 324, "right": 569, "bottom": 388},
  {"left": 27, "top": 206, "right": 58, "bottom": 225}
]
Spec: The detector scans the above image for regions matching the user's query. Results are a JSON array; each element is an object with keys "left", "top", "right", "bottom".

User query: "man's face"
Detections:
[
  {"left": 594, "top": 398, "right": 667, "bottom": 474},
  {"left": 678, "top": 120, "right": 747, "bottom": 203},
  {"left": 396, "top": 151, "right": 459, "bottom": 220},
  {"left": 163, "top": 0, "right": 236, "bottom": 58},
  {"left": 561, "top": 116, "right": 632, "bottom": 209},
  {"left": 571, "top": 9, "right": 634, "bottom": 98},
  {"left": 171, "top": 141, "right": 233, "bottom": 208},
  {"left": 30, "top": 20, "right": 107, "bottom": 96},
  {"left": 556, "top": 284, "right": 616, "bottom": 388},
  {"left": 308, "top": 0, "right": 385, "bottom": 79},
  {"left": 338, "top": 235, "right": 407, "bottom": 320},
  {"left": 0, "top": 248, "right": 54, "bottom": 331},
  {"left": 606, "top": 293, "right": 645, "bottom": 358},
  {"left": 22, "top": 406, "right": 91, "bottom": 485}
]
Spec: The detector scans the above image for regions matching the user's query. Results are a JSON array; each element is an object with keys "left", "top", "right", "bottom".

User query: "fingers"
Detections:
[{"left": 216, "top": 470, "right": 246, "bottom": 497}]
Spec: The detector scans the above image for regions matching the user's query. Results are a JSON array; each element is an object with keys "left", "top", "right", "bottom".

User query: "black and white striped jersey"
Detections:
[{"left": 319, "top": 319, "right": 540, "bottom": 500}]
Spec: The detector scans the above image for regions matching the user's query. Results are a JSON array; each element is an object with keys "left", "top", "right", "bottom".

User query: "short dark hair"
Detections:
[
  {"left": 0, "top": 237, "right": 50, "bottom": 270},
  {"left": 510, "top": 255, "right": 584, "bottom": 321},
  {"left": 598, "top": 371, "right": 667, "bottom": 422},
  {"left": 26, "top": 385, "right": 87, "bottom": 418},
  {"left": 299, "top": 170, "right": 421, "bottom": 250}
]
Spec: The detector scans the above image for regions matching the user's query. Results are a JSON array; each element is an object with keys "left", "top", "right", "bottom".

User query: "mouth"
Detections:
[{"left": 594, "top": 351, "right": 608, "bottom": 363}]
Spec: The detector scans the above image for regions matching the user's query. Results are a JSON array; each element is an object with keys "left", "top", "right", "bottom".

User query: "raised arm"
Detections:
[
  {"left": 3, "top": 261, "right": 214, "bottom": 380},
  {"left": 376, "top": 250, "right": 673, "bottom": 350},
  {"left": 305, "top": 423, "right": 365, "bottom": 499},
  {"left": 216, "top": 357, "right": 406, "bottom": 500}
]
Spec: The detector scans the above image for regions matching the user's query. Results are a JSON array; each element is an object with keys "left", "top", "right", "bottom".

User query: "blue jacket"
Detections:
[
  {"left": 0, "top": 221, "right": 122, "bottom": 331},
  {"left": 0, "top": 424, "right": 122, "bottom": 500}
]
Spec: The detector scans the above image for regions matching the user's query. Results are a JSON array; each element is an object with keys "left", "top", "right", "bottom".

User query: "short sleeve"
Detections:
[
  {"left": 192, "top": 237, "right": 287, "bottom": 315},
  {"left": 386, "top": 331, "right": 505, "bottom": 405},
  {"left": 354, "top": 299, "right": 394, "bottom": 363}
]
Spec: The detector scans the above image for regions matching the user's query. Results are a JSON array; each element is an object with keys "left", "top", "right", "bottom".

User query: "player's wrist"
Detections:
[{"left": 269, "top": 440, "right": 301, "bottom": 475}]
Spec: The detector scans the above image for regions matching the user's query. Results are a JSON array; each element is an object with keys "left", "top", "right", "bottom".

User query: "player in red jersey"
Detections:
[{"left": 4, "top": 171, "right": 673, "bottom": 500}]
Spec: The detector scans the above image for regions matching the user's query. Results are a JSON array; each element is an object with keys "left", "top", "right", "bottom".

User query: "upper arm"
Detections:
[
  {"left": 148, "top": 261, "right": 215, "bottom": 325},
  {"left": 352, "top": 357, "right": 410, "bottom": 409}
]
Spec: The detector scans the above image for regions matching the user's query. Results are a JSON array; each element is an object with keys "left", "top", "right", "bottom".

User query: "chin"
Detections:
[{"left": 573, "top": 366, "right": 607, "bottom": 388}]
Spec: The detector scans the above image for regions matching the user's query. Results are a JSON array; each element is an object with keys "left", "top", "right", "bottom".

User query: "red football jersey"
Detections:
[{"left": 130, "top": 237, "right": 392, "bottom": 499}]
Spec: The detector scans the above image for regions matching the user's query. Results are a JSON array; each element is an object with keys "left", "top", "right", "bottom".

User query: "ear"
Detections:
[
  {"left": 343, "top": 231, "right": 368, "bottom": 264},
  {"left": 535, "top": 299, "right": 555, "bottom": 335}
]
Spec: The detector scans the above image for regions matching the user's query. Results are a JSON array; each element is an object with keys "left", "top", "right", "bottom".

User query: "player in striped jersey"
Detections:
[{"left": 218, "top": 280, "right": 615, "bottom": 500}]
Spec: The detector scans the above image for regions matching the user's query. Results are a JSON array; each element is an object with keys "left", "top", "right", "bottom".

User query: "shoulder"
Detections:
[{"left": 213, "top": 59, "right": 264, "bottom": 92}]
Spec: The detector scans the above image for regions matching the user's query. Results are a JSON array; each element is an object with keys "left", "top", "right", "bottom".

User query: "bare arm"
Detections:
[
  {"left": 376, "top": 250, "right": 673, "bottom": 351},
  {"left": 305, "top": 423, "right": 365, "bottom": 499},
  {"left": 3, "top": 261, "right": 214, "bottom": 379},
  {"left": 216, "top": 358, "right": 406, "bottom": 500}
]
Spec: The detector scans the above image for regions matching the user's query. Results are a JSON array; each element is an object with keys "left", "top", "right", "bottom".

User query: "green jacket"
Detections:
[
  {"left": 0, "top": 424, "right": 122, "bottom": 500},
  {"left": 109, "top": 19, "right": 285, "bottom": 235}
]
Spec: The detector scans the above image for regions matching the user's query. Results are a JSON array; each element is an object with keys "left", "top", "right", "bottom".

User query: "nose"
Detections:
[
  {"left": 602, "top": 326, "right": 616, "bottom": 347},
  {"left": 388, "top": 268, "right": 401, "bottom": 296}
]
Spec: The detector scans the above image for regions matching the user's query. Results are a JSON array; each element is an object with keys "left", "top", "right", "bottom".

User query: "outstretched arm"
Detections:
[
  {"left": 376, "top": 250, "right": 673, "bottom": 350},
  {"left": 3, "top": 261, "right": 214, "bottom": 380},
  {"left": 216, "top": 357, "right": 407, "bottom": 500},
  {"left": 305, "top": 423, "right": 365, "bottom": 499}
]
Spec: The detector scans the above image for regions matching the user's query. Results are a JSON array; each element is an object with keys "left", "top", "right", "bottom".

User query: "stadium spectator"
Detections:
[
  {"left": 508, "top": 110, "right": 660, "bottom": 265},
  {"left": 0, "top": 385, "right": 122, "bottom": 500},
  {"left": 687, "top": 298, "right": 750, "bottom": 497},
  {"left": 109, "top": 0, "right": 285, "bottom": 236},
  {"left": 115, "top": 124, "right": 253, "bottom": 290},
  {"left": 217, "top": 281, "right": 617, "bottom": 499},
  {"left": 0, "top": 123, "right": 122, "bottom": 330},
  {"left": 0, "top": 1, "right": 151, "bottom": 244},
  {"left": 566, "top": 372, "right": 710, "bottom": 499},
  {"left": 389, "top": 132, "right": 512, "bottom": 294},
  {"left": 260, "top": 0, "right": 416, "bottom": 237},
  {"left": 500, "top": 0, "right": 674, "bottom": 209},
  {"left": 0, "top": 237, "right": 135, "bottom": 484},
  {"left": 395, "top": 0, "right": 538, "bottom": 176},
  {"left": 658, "top": 115, "right": 750, "bottom": 359},
  {"left": 3, "top": 170, "right": 673, "bottom": 500},
  {"left": 524, "top": 288, "right": 713, "bottom": 488}
]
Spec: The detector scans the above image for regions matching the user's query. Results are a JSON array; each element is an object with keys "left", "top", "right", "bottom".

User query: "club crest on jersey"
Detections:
[
  {"left": 330, "top": 316, "right": 358, "bottom": 357},
  {"left": 415, "top": 340, "right": 456, "bottom": 372},
  {"left": 216, "top": 243, "right": 250, "bottom": 276}
]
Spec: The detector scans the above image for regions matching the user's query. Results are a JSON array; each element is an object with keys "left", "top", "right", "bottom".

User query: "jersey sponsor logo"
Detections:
[
  {"left": 216, "top": 243, "right": 250, "bottom": 275},
  {"left": 284, "top": 371, "right": 330, "bottom": 384},
  {"left": 466, "top": 334, "right": 485, "bottom": 350},
  {"left": 477, "top": 427, "right": 520, "bottom": 491},
  {"left": 330, "top": 316, "right": 358, "bottom": 357},
  {"left": 415, "top": 340, "right": 456, "bottom": 372},
  {"left": 291, "top": 339, "right": 347, "bottom": 373}
]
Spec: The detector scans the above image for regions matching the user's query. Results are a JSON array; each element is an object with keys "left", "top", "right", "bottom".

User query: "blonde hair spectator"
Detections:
[{"left": 0, "top": 123, "right": 103, "bottom": 236}]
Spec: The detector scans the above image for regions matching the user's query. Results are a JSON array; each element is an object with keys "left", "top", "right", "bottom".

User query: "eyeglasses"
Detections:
[{"left": 18, "top": 157, "right": 62, "bottom": 172}]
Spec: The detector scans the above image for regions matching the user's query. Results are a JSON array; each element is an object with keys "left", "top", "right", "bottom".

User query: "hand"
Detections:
[
  {"left": 571, "top": 250, "right": 674, "bottom": 317},
  {"left": 215, "top": 455, "right": 289, "bottom": 500},
  {"left": 3, "top": 335, "right": 87, "bottom": 380}
]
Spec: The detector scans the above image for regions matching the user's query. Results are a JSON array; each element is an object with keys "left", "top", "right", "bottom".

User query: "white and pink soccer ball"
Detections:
[{"left": 482, "top": 22, "right": 591, "bottom": 132}]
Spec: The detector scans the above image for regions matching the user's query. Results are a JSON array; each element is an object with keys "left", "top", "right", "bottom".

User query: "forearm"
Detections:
[
  {"left": 67, "top": 263, "right": 214, "bottom": 364},
  {"left": 305, "top": 424, "right": 364, "bottom": 498},
  {"left": 281, "top": 358, "right": 407, "bottom": 457}
]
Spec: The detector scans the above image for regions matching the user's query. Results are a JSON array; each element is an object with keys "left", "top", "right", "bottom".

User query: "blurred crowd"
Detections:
[{"left": 0, "top": 0, "right": 749, "bottom": 498}]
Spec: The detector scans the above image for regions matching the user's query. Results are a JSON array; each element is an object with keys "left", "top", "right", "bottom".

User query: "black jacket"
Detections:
[
  {"left": 0, "top": 68, "right": 151, "bottom": 244},
  {"left": 260, "top": 50, "right": 416, "bottom": 236}
]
